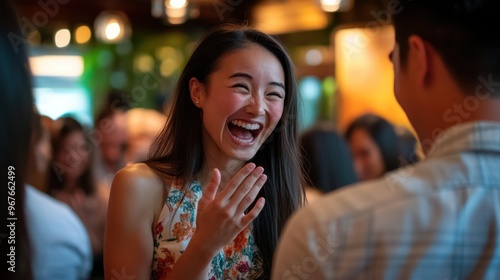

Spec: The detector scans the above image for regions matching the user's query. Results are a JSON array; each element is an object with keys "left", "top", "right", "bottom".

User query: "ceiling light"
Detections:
[
  {"left": 75, "top": 25, "right": 91, "bottom": 44},
  {"left": 54, "top": 29, "right": 71, "bottom": 48},
  {"left": 321, "top": 0, "right": 341, "bottom": 12},
  {"left": 165, "top": 0, "right": 188, "bottom": 24},
  {"left": 94, "top": 11, "right": 132, "bottom": 43}
]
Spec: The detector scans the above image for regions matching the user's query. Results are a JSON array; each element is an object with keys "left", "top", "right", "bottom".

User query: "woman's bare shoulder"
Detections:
[
  {"left": 110, "top": 163, "right": 171, "bottom": 218},
  {"left": 113, "top": 163, "right": 171, "bottom": 191},
  {"left": 116, "top": 162, "right": 161, "bottom": 179}
]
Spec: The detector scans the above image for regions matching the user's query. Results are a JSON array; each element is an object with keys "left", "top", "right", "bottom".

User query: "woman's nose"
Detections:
[{"left": 245, "top": 95, "right": 265, "bottom": 116}]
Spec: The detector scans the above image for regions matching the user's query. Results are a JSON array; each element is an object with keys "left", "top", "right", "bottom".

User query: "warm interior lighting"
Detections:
[
  {"left": 254, "top": 0, "right": 328, "bottom": 34},
  {"left": 134, "top": 55, "right": 155, "bottom": 73},
  {"left": 165, "top": 0, "right": 188, "bottom": 24},
  {"left": 334, "top": 26, "right": 412, "bottom": 130},
  {"left": 305, "top": 49, "right": 323, "bottom": 66},
  {"left": 321, "top": 0, "right": 341, "bottom": 12},
  {"left": 30, "top": 55, "right": 84, "bottom": 77},
  {"left": 166, "top": 7, "right": 187, "bottom": 23},
  {"left": 54, "top": 29, "right": 71, "bottom": 48},
  {"left": 75, "top": 25, "right": 91, "bottom": 44},
  {"left": 169, "top": 0, "right": 187, "bottom": 9},
  {"left": 105, "top": 20, "right": 121, "bottom": 41},
  {"left": 160, "top": 59, "right": 177, "bottom": 77},
  {"left": 94, "top": 11, "right": 131, "bottom": 43}
]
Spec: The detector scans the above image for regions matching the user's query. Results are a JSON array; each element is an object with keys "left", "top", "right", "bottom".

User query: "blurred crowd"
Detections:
[
  {"left": 301, "top": 114, "right": 420, "bottom": 203},
  {"left": 25, "top": 91, "right": 167, "bottom": 278}
]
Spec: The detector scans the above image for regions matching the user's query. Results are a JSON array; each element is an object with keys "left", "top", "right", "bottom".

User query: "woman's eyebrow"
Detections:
[
  {"left": 229, "top": 72, "right": 252, "bottom": 80},
  {"left": 270, "top": 82, "right": 285, "bottom": 90},
  {"left": 229, "top": 72, "right": 284, "bottom": 89}
]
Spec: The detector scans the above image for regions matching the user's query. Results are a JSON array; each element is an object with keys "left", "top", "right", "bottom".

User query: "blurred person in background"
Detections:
[
  {"left": 48, "top": 116, "right": 108, "bottom": 278},
  {"left": 28, "top": 113, "right": 93, "bottom": 280},
  {"left": 345, "top": 113, "right": 401, "bottom": 181},
  {"left": 94, "top": 90, "right": 130, "bottom": 190},
  {"left": 49, "top": 117, "right": 95, "bottom": 201},
  {"left": 125, "top": 108, "right": 167, "bottom": 163},
  {"left": 299, "top": 125, "right": 358, "bottom": 202},
  {"left": 27, "top": 116, "right": 53, "bottom": 193},
  {"left": 1, "top": 0, "right": 91, "bottom": 279},
  {"left": 395, "top": 125, "right": 421, "bottom": 165},
  {"left": 1, "top": 0, "right": 35, "bottom": 277},
  {"left": 273, "top": 0, "right": 500, "bottom": 278}
]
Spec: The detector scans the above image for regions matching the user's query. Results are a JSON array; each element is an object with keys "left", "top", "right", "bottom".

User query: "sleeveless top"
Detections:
[{"left": 151, "top": 179, "right": 263, "bottom": 280}]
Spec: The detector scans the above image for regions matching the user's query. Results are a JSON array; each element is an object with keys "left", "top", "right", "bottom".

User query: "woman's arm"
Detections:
[{"left": 104, "top": 164, "right": 164, "bottom": 279}]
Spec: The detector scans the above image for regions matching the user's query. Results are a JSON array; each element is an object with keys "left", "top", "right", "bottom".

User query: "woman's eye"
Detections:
[
  {"left": 268, "top": 92, "right": 284, "bottom": 99},
  {"left": 232, "top": 83, "right": 249, "bottom": 90}
]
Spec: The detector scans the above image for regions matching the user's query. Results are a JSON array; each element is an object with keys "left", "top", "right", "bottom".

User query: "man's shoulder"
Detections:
[
  {"left": 294, "top": 164, "right": 433, "bottom": 227},
  {"left": 26, "top": 186, "right": 93, "bottom": 279},
  {"left": 25, "top": 186, "right": 89, "bottom": 240},
  {"left": 26, "top": 185, "right": 80, "bottom": 220}
]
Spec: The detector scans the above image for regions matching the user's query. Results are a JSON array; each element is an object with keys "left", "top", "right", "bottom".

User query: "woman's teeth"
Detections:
[{"left": 231, "top": 120, "right": 261, "bottom": 130}]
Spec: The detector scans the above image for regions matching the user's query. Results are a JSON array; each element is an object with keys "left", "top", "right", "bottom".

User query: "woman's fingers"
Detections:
[
  {"left": 218, "top": 162, "right": 256, "bottom": 201},
  {"left": 228, "top": 167, "right": 264, "bottom": 204},
  {"left": 234, "top": 174, "right": 266, "bottom": 215},
  {"left": 195, "top": 166, "right": 265, "bottom": 250},
  {"left": 240, "top": 197, "right": 266, "bottom": 227},
  {"left": 198, "top": 168, "right": 220, "bottom": 211},
  {"left": 199, "top": 163, "right": 265, "bottom": 230}
]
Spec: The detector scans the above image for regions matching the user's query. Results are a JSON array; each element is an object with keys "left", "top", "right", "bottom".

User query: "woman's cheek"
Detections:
[{"left": 270, "top": 103, "right": 284, "bottom": 126}]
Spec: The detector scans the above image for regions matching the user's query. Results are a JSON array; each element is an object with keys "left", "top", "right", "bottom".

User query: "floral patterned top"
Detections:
[{"left": 151, "top": 179, "right": 263, "bottom": 280}]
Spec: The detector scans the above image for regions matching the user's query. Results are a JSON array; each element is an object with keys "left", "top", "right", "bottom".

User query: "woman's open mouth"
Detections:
[{"left": 227, "top": 119, "right": 263, "bottom": 145}]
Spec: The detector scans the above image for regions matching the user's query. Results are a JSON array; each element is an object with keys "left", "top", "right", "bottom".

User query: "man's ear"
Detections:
[
  {"left": 189, "top": 77, "right": 205, "bottom": 107},
  {"left": 408, "top": 35, "right": 432, "bottom": 88}
]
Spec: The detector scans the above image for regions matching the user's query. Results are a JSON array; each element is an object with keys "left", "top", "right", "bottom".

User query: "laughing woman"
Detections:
[{"left": 104, "top": 24, "right": 304, "bottom": 280}]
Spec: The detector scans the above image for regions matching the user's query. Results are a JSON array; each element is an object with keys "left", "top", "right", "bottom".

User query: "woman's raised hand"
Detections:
[{"left": 193, "top": 163, "right": 266, "bottom": 255}]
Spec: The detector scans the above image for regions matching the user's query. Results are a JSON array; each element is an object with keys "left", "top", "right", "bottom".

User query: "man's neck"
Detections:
[{"left": 417, "top": 96, "right": 500, "bottom": 154}]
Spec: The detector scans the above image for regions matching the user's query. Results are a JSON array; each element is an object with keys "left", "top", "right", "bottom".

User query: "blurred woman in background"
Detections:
[
  {"left": 346, "top": 114, "right": 401, "bottom": 181},
  {"left": 48, "top": 116, "right": 108, "bottom": 277}
]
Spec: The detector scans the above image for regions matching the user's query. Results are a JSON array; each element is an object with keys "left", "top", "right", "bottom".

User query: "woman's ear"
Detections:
[{"left": 189, "top": 77, "right": 205, "bottom": 108}]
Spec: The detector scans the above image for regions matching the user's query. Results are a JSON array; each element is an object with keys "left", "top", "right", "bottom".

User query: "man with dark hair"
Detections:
[{"left": 273, "top": 0, "right": 500, "bottom": 279}]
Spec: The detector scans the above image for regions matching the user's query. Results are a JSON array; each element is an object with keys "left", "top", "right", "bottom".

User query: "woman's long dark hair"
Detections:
[
  {"left": 345, "top": 114, "right": 400, "bottom": 173},
  {"left": 0, "top": 0, "right": 33, "bottom": 278},
  {"left": 48, "top": 116, "right": 96, "bottom": 196},
  {"left": 145, "top": 24, "right": 305, "bottom": 278}
]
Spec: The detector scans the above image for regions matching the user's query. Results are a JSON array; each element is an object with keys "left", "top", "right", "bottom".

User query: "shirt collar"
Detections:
[{"left": 427, "top": 121, "right": 500, "bottom": 158}]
